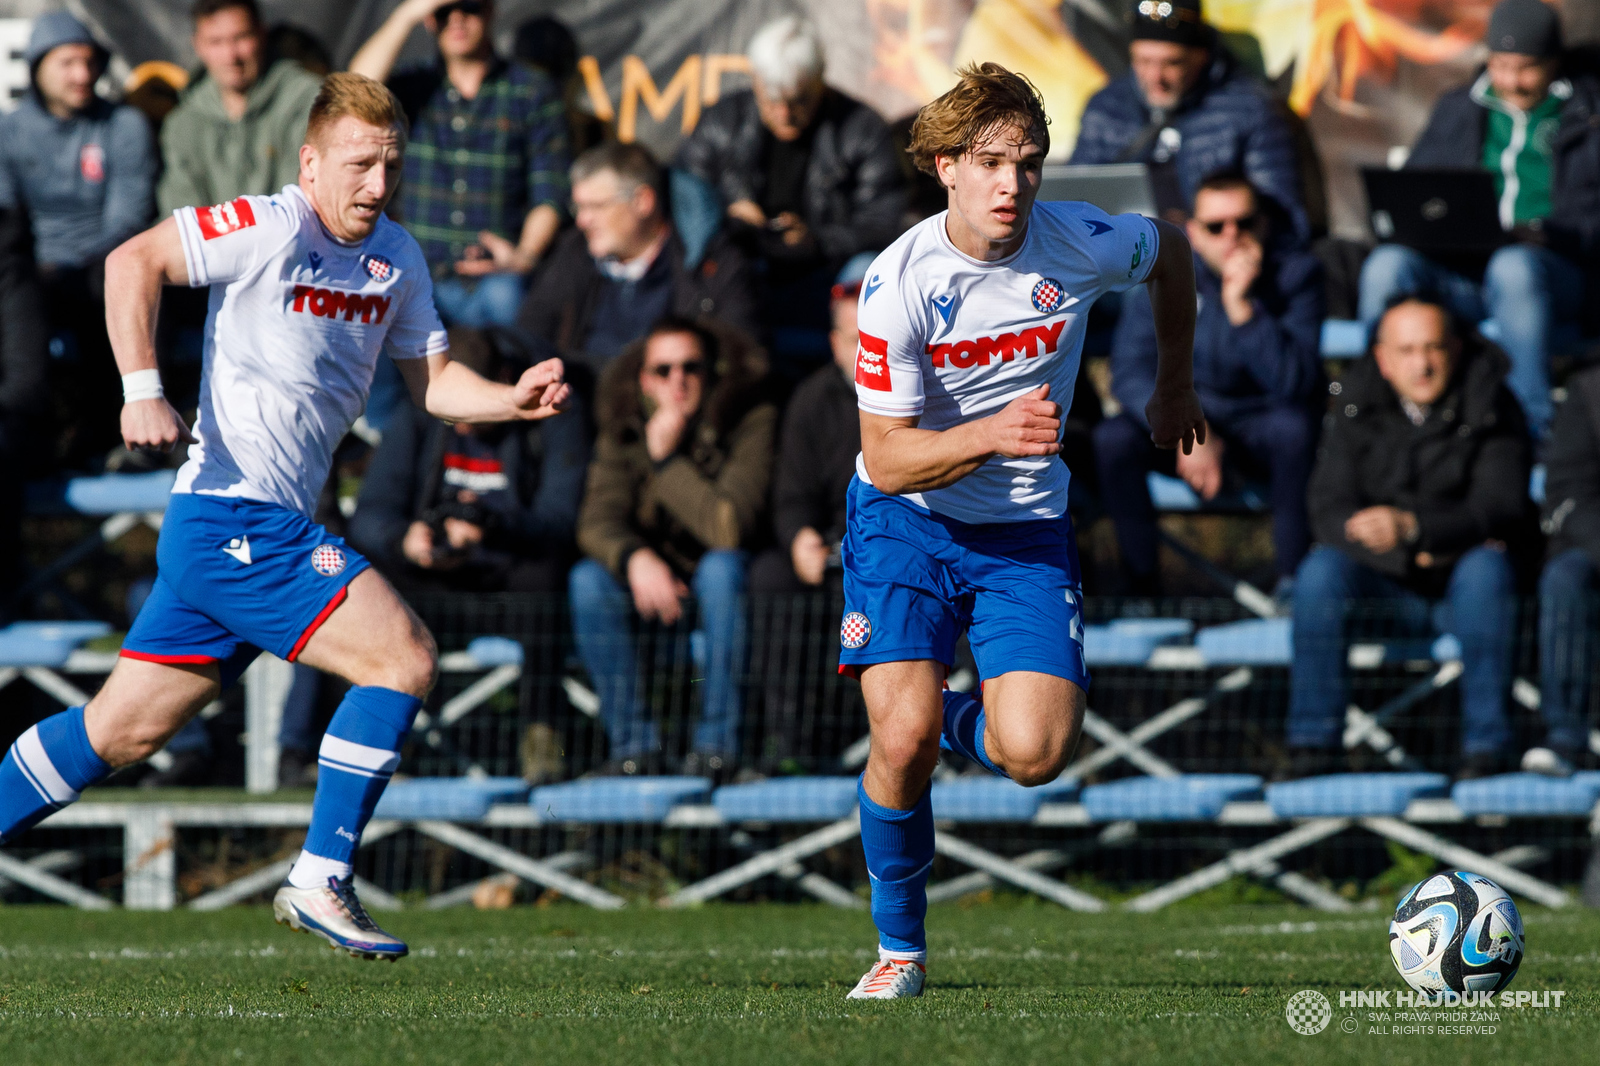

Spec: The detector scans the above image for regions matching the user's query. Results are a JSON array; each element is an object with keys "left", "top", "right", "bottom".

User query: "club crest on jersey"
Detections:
[
  {"left": 841, "top": 612, "right": 871, "bottom": 649},
  {"left": 1031, "top": 278, "right": 1065, "bottom": 314},
  {"left": 310, "top": 544, "right": 347, "bottom": 576},
  {"left": 931, "top": 292, "right": 957, "bottom": 325},
  {"left": 196, "top": 197, "right": 256, "bottom": 240},
  {"left": 363, "top": 254, "right": 393, "bottom": 282}
]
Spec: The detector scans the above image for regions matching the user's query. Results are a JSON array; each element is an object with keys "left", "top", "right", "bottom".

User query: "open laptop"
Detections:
[
  {"left": 1038, "top": 163, "right": 1157, "bottom": 217},
  {"left": 1362, "top": 168, "right": 1508, "bottom": 254}
]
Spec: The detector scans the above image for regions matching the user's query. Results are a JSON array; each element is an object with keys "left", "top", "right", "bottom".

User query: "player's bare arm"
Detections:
[
  {"left": 394, "top": 352, "right": 572, "bottom": 424},
  {"left": 1142, "top": 218, "right": 1207, "bottom": 454},
  {"left": 858, "top": 384, "right": 1061, "bottom": 496},
  {"left": 104, "top": 216, "right": 197, "bottom": 453}
]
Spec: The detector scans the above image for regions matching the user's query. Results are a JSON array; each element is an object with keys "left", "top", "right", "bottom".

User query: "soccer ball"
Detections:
[{"left": 1388, "top": 870, "right": 1524, "bottom": 994}]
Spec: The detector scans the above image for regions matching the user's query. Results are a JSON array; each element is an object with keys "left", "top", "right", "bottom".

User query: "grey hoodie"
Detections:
[{"left": 157, "top": 58, "right": 323, "bottom": 216}]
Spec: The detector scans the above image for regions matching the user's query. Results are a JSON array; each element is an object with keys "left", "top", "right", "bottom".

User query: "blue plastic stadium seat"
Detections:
[
  {"left": 929, "top": 775, "right": 1077, "bottom": 822},
  {"left": 1081, "top": 774, "right": 1262, "bottom": 822},
  {"left": 464, "top": 635, "right": 524, "bottom": 667},
  {"left": 1451, "top": 773, "right": 1600, "bottom": 817},
  {"left": 713, "top": 777, "right": 859, "bottom": 822},
  {"left": 1083, "top": 618, "right": 1195, "bottom": 666},
  {"left": 62, "top": 470, "right": 177, "bottom": 515},
  {"left": 1320, "top": 318, "right": 1367, "bottom": 358},
  {"left": 1194, "top": 618, "right": 1293, "bottom": 666},
  {"left": 374, "top": 776, "right": 530, "bottom": 821},
  {"left": 1265, "top": 772, "right": 1449, "bottom": 818},
  {"left": 530, "top": 776, "right": 710, "bottom": 822},
  {"left": 0, "top": 621, "right": 112, "bottom": 667}
]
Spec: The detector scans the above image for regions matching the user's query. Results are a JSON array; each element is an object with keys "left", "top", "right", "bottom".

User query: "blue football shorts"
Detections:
[
  {"left": 838, "top": 476, "right": 1089, "bottom": 689},
  {"left": 120, "top": 492, "right": 370, "bottom": 678}
]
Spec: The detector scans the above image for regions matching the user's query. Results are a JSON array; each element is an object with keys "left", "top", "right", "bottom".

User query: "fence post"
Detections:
[{"left": 244, "top": 654, "right": 294, "bottom": 793}]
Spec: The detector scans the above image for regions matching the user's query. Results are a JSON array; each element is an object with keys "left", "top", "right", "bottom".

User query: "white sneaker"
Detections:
[
  {"left": 846, "top": 957, "right": 926, "bottom": 999},
  {"left": 273, "top": 876, "right": 407, "bottom": 961},
  {"left": 1521, "top": 747, "right": 1576, "bottom": 778}
]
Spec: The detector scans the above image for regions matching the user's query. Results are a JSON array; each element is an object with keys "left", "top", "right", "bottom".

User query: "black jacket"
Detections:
[
  {"left": 349, "top": 400, "right": 590, "bottom": 574},
  {"left": 675, "top": 89, "right": 906, "bottom": 261},
  {"left": 1308, "top": 337, "right": 1532, "bottom": 594},
  {"left": 0, "top": 205, "right": 47, "bottom": 417},
  {"left": 517, "top": 227, "right": 757, "bottom": 361},
  {"left": 1542, "top": 366, "right": 1600, "bottom": 564},
  {"left": 772, "top": 362, "right": 860, "bottom": 550},
  {"left": 1409, "top": 67, "right": 1600, "bottom": 268}
]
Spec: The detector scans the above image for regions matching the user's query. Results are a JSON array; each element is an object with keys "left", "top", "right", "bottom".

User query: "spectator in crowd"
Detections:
[
  {"left": 157, "top": 0, "right": 324, "bottom": 216},
  {"left": 1526, "top": 368, "right": 1600, "bottom": 777},
  {"left": 570, "top": 318, "right": 775, "bottom": 780},
  {"left": 348, "top": 328, "right": 589, "bottom": 594},
  {"left": 675, "top": 15, "right": 905, "bottom": 369},
  {"left": 512, "top": 15, "right": 606, "bottom": 157},
  {"left": 747, "top": 256, "right": 869, "bottom": 771},
  {"left": 1096, "top": 172, "right": 1323, "bottom": 595},
  {"left": 1069, "top": 0, "right": 1307, "bottom": 241},
  {"left": 351, "top": 0, "right": 570, "bottom": 329},
  {"left": 1357, "top": 0, "right": 1600, "bottom": 444},
  {"left": 1284, "top": 296, "right": 1531, "bottom": 780},
  {"left": 0, "top": 206, "right": 49, "bottom": 604},
  {"left": 0, "top": 12, "right": 156, "bottom": 470},
  {"left": 264, "top": 23, "right": 332, "bottom": 76},
  {"left": 518, "top": 143, "right": 757, "bottom": 376}
]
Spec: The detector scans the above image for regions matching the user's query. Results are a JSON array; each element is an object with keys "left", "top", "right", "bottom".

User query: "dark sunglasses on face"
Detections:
[
  {"left": 1199, "top": 213, "right": 1261, "bottom": 236},
  {"left": 649, "top": 360, "right": 706, "bottom": 379},
  {"left": 435, "top": 0, "right": 485, "bottom": 21}
]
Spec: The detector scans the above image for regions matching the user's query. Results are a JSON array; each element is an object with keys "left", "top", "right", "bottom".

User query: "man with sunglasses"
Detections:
[
  {"left": 1096, "top": 171, "right": 1324, "bottom": 596},
  {"left": 351, "top": 0, "right": 569, "bottom": 328}
]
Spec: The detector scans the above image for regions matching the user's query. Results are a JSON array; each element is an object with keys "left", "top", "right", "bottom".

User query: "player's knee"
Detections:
[
  {"left": 1007, "top": 748, "right": 1072, "bottom": 788},
  {"left": 876, "top": 728, "right": 942, "bottom": 780},
  {"left": 393, "top": 630, "right": 438, "bottom": 697}
]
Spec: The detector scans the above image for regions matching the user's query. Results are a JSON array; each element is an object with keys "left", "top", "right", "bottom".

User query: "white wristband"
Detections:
[{"left": 122, "top": 369, "right": 164, "bottom": 403}]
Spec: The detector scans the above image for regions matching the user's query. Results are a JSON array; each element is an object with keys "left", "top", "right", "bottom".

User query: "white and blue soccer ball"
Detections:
[{"left": 1388, "top": 870, "right": 1524, "bottom": 994}]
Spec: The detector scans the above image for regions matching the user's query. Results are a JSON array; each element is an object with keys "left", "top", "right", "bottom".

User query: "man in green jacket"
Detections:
[{"left": 157, "top": 0, "right": 323, "bottom": 215}]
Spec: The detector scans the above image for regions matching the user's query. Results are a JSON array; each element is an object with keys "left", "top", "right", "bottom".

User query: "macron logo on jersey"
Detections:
[
  {"left": 290, "top": 285, "right": 393, "bottom": 324},
  {"left": 856, "top": 330, "right": 892, "bottom": 392},
  {"left": 925, "top": 319, "right": 1067, "bottom": 369},
  {"left": 196, "top": 198, "right": 256, "bottom": 240}
]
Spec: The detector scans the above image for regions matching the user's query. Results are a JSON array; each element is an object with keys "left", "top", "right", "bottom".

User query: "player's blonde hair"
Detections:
[
  {"left": 305, "top": 72, "right": 408, "bottom": 147},
  {"left": 907, "top": 62, "right": 1049, "bottom": 177}
]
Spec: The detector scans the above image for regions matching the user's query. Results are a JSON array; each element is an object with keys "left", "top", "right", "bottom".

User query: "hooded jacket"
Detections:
[
  {"left": 1308, "top": 335, "right": 1532, "bottom": 594},
  {"left": 1070, "top": 47, "right": 1308, "bottom": 242},
  {"left": 577, "top": 324, "right": 776, "bottom": 579},
  {"left": 157, "top": 59, "right": 323, "bottom": 216},
  {"left": 674, "top": 88, "right": 906, "bottom": 262}
]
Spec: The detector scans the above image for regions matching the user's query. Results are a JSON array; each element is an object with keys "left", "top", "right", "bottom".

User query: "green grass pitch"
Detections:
[{"left": 1, "top": 900, "right": 1596, "bottom": 1065}]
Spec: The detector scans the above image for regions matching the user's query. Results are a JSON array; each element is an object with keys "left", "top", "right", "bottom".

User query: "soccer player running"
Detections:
[
  {"left": 0, "top": 74, "right": 570, "bottom": 960},
  {"left": 841, "top": 65, "right": 1203, "bottom": 999}
]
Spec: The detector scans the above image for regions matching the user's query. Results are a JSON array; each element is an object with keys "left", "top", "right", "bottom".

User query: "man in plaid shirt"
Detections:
[{"left": 352, "top": 0, "right": 569, "bottom": 329}]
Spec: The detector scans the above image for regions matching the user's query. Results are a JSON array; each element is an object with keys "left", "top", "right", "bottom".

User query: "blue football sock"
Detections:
[
  {"left": 0, "top": 706, "right": 110, "bottom": 843},
  {"left": 291, "top": 686, "right": 421, "bottom": 886},
  {"left": 857, "top": 776, "right": 934, "bottom": 957},
  {"left": 939, "top": 689, "right": 1007, "bottom": 778}
]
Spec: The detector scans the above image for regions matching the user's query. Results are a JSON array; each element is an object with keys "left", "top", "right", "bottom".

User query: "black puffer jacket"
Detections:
[
  {"left": 1408, "top": 65, "right": 1600, "bottom": 270},
  {"left": 674, "top": 89, "right": 906, "bottom": 261},
  {"left": 1542, "top": 366, "right": 1600, "bottom": 564},
  {"left": 1308, "top": 336, "right": 1532, "bottom": 594}
]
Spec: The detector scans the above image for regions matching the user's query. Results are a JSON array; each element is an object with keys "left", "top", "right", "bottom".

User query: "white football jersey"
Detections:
[
  {"left": 172, "top": 184, "right": 447, "bottom": 516},
  {"left": 854, "top": 201, "right": 1158, "bottom": 524}
]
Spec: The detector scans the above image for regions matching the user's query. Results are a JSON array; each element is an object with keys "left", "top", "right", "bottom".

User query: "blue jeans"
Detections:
[
  {"left": 1358, "top": 243, "right": 1585, "bottom": 441},
  {"left": 568, "top": 551, "right": 748, "bottom": 758},
  {"left": 432, "top": 273, "right": 525, "bottom": 328},
  {"left": 1288, "top": 545, "right": 1515, "bottom": 755},
  {"left": 1538, "top": 548, "right": 1597, "bottom": 753}
]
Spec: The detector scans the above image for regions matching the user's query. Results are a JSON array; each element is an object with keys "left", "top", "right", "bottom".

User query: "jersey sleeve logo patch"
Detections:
[
  {"left": 362, "top": 254, "right": 393, "bottom": 282},
  {"left": 1031, "top": 278, "right": 1065, "bottom": 314},
  {"left": 310, "top": 544, "right": 347, "bottom": 576},
  {"left": 196, "top": 197, "right": 257, "bottom": 240},
  {"left": 855, "top": 330, "right": 892, "bottom": 392},
  {"left": 841, "top": 612, "right": 871, "bottom": 649}
]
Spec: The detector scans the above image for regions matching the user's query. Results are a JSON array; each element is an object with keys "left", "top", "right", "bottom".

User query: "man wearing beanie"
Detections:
[
  {"left": 1070, "top": 0, "right": 1308, "bottom": 243},
  {"left": 0, "top": 11, "right": 156, "bottom": 469},
  {"left": 1358, "top": 0, "right": 1599, "bottom": 444}
]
